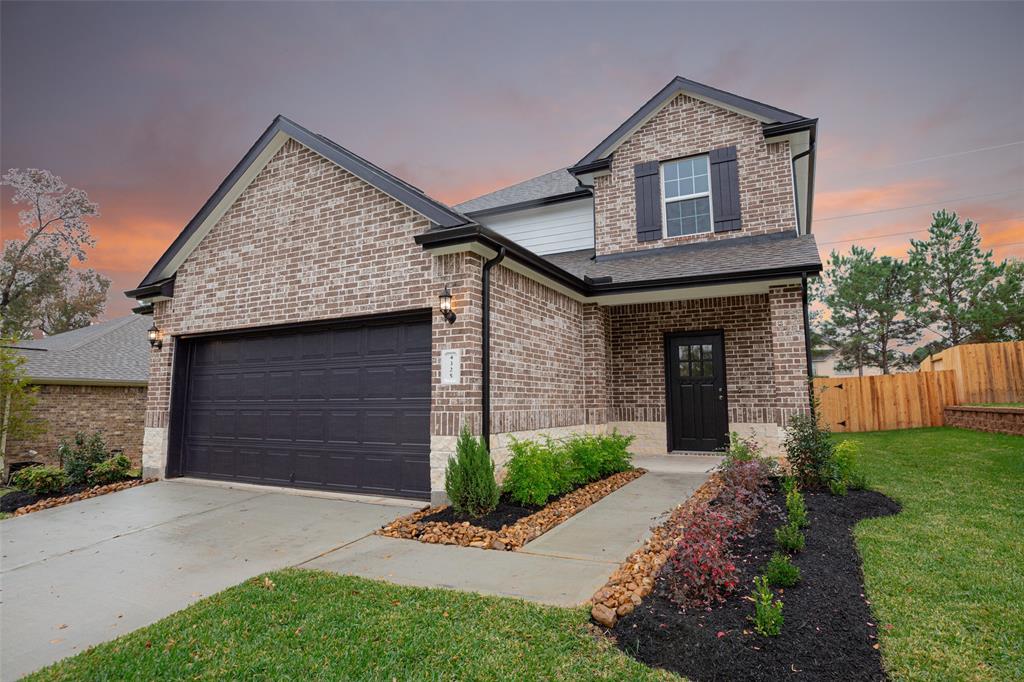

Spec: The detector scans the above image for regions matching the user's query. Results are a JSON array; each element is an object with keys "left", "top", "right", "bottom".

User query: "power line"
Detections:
[
  {"left": 816, "top": 189, "right": 1022, "bottom": 222},
  {"left": 818, "top": 214, "right": 1024, "bottom": 246},
  {"left": 879, "top": 141, "right": 1024, "bottom": 169}
]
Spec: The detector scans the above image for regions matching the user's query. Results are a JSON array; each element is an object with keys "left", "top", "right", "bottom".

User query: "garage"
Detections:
[{"left": 170, "top": 313, "right": 431, "bottom": 499}]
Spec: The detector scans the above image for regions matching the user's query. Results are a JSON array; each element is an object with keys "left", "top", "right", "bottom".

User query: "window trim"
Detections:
[{"left": 659, "top": 154, "right": 714, "bottom": 239}]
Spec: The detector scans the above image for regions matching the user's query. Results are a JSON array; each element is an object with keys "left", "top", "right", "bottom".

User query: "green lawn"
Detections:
[
  {"left": 841, "top": 427, "right": 1024, "bottom": 682},
  {"left": 26, "top": 570, "right": 675, "bottom": 681},
  {"left": 966, "top": 402, "right": 1024, "bottom": 408}
]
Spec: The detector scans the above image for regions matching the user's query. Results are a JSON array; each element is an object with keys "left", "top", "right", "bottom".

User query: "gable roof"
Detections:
[
  {"left": 6, "top": 315, "right": 151, "bottom": 385},
  {"left": 573, "top": 76, "right": 809, "bottom": 168},
  {"left": 129, "top": 116, "right": 472, "bottom": 297},
  {"left": 455, "top": 168, "right": 586, "bottom": 215}
]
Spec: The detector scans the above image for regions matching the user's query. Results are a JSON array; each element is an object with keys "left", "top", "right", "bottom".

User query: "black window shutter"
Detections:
[
  {"left": 634, "top": 161, "right": 662, "bottom": 242},
  {"left": 710, "top": 146, "right": 741, "bottom": 232}
]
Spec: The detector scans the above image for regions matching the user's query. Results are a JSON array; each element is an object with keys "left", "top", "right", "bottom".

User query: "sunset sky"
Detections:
[{"left": 2, "top": 1, "right": 1022, "bottom": 320}]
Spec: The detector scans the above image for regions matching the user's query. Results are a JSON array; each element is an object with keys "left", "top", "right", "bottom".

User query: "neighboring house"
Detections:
[
  {"left": 812, "top": 347, "right": 883, "bottom": 377},
  {"left": 4, "top": 315, "right": 150, "bottom": 468},
  {"left": 127, "top": 76, "right": 821, "bottom": 503}
]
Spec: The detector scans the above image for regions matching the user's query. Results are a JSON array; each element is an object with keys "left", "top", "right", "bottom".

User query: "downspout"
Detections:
[
  {"left": 481, "top": 246, "right": 507, "bottom": 449},
  {"left": 801, "top": 271, "right": 815, "bottom": 417}
]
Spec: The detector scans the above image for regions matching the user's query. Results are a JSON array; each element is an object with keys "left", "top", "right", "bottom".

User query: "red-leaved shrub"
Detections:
[{"left": 663, "top": 510, "right": 739, "bottom": 608}]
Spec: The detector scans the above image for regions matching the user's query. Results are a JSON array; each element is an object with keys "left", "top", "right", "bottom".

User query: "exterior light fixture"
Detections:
[
  {"left": 147, "top": 323, "right": 163, "bottom": 350},
  {"left": 439, "top": 285, "right": 457, "bottom": 324}
]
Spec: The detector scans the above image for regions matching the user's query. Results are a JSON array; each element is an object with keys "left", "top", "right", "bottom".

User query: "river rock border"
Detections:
[
  {"left": 589, "top": 473, "right": 725, "bottom": 628},
  {"left": 12, "top": 478, "right": 157, "bottom": 516},
  {"left": 377, "top": 468, "right": 646, "bottom": 551}
]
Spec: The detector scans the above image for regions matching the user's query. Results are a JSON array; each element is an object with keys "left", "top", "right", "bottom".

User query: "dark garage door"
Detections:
[{"left": 177, "top": 314, "right": 431, "bottom": 499}]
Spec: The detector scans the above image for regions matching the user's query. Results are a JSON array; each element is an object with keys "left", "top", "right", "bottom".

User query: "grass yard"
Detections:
[
  {"left": 965, "top": 402, "right": 1024, "bottom": 408},
  {"left": 840, "top": 427, "right": 1024, "bottom": 681},
  {"left": 26, "top": 569, "right": 675, "bottom": 682}
]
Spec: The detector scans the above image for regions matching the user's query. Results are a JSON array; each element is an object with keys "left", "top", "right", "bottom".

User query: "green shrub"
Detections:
[
  {"left": 785, "top": 489, "right": 809, "bottom": 528},
  {"left": 775, "top": 521, "right": 805, "bottom": 553},
  {"left": 847, "top": 470, "right": 868, "bottom": 491},
  {"left": 828, "top": 478, "right": 848, "bottom": 496},
  {"left": 718, "top": 432, "right": 778, "bottom": 475},
  {"left": 59, "top": 431, "right": 110, "bottom": 485},
  {"left": 749, "top": 575, "right": 784, "bottom": 636},
  {"left": 780, "top": 475, "right": 797, "bottom": 496},
  {"left": 502, "top": 437, "right": 573, "bottom": 507},
  {"left": 562, "top": 431, "right": 634, "bottom": 483},
  {"left": 445, "top": 428, "right": 500, "bottom": 518},
  {"left": 764, "top": 552, "right": 801, "bottom": 587},
  {"left": 12, "top": 465, "right": 68, "bottom": 495},
  {"left": 784, "top": 412, "right": 836, "bottom": 487},
  {"left": 87, "top": 454, "right": 134, "bottom": 487}
]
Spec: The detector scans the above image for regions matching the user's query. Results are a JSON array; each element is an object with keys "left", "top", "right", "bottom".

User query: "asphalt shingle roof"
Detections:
[
  {"left": 542, "top": 231, "right": 821, "bottom": 284},
  {"left": 8, "top": 315, "right": 151, "bottom": 385},
  {"left": 454, "top": 168, "right": 582, "bottom": 214}
]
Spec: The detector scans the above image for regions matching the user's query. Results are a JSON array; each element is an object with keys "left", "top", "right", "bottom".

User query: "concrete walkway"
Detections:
[
  {"left": 307, "top": 454, "right": 718, "bottom": 606},
  {"left": 1, "top": 455, "right": 717, "bottom": 680}
]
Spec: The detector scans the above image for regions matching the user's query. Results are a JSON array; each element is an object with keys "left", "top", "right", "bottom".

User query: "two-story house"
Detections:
[{"left": 127, "top": 76, "right": 820, "bottom": 504}]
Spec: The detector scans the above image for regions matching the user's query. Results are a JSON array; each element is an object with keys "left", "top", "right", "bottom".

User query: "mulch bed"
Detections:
[
  {"left": 1, "top": 478, "right": 155, "bottom": 516},
  {"left": 377, "top": 468, "right": 645, "bottom": 551},
  {"left": 613, "top": 485, "right": 901, "bottom": 682}
]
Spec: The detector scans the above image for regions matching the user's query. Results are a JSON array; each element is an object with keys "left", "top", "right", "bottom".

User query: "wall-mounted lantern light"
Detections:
[
  {"left": 439, "top": 285, "right": 457, "bottom": 324},
  {"left": 147, "top": 323, "right": 163, "bottom": 350}
]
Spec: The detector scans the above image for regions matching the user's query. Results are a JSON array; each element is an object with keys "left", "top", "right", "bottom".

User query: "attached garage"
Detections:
[{"left": 168, "top": 313, "right": 432, "bottom": 499}]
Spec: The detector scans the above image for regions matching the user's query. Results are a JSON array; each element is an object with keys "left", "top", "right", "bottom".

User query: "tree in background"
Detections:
[
  {"left": 0, "top": 341, "right": 42, "bottom": 476},
  {"left": 0, "top": 168, "right": 106, "bottom": 339},
  {"left": 908, "top": 210, "right": 1004, "bottom": 346},
  {"left": 973, "top": 259, "right": 1024, "bottom": 342},
  {"left": 816, "top": 246, "right": 922, "bottom": 375}
]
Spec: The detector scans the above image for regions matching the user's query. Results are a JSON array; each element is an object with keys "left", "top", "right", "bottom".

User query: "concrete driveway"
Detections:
[{"left": 0, "top": 481, "right": 413, "bottom": 681}]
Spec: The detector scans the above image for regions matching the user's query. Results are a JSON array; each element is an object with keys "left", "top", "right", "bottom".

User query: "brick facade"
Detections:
[
  {"left": 143, "top": 140, "right": 483, "bottom": 490},
  {"left": 7, "top": 384, "right": 147, "bottom": 467},
  {"left": 593, "top": 93, "right": 796, "bottom": 257},
  {"left": 944, "top": 406, "right": 1024, "bottom": 436}
]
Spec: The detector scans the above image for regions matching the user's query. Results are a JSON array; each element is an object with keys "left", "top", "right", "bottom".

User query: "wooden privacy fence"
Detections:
[
  {"left": 919, "top": 340, "right": 1024, "bottom": 405},
  {"left": 814, "top": 371, "right": 959, "bottom": 433}
]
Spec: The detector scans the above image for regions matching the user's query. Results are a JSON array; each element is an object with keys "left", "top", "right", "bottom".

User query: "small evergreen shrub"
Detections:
[
  {"left": 561, "top": 432, "right": 632, "bottom": 484},
  {"left": 445, "top": 428, "right": 500, "bottom": 518},
  {"left": 780, "top": 475, "right": 798, "bottom": 496},
  {"left": 764, "top": 552, "right": 801, "bottom": 587},
  {"left": 784, "top": 412, "right": 836, "bottom": 487},
  {"left": 749, "top": 575, "right": 784, "bottom": 636},
  {"left": 775, "top": 521, "right": 805, "bottom": 552},
  {"left": 785, "top": 488, "right": 809, "bottom": 528},
  {"left": 59, "top": 431, "right": 110, "bottom": 485},
  {"left": 12, "top": 465, "right": 68, "bottom": 495},
  {"left": 664, "top": 511, "right": 739, "bottom": 608},
  {"left": 502, "top": 437, "right": 573, "bottom": 507},
  {"left": 87, "top": 454, "right": 134, "bottom": 487},
  {"left": 828, "top": 478, "right": 848, "bottom": 496},
  {"left": 847, "top": 470, "right": 869, "bottom": 491}
]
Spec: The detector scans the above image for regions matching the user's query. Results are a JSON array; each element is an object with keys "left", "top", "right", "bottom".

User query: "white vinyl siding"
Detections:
[{"left": 477, "top": 198, "right": 594, "bottom": 255}]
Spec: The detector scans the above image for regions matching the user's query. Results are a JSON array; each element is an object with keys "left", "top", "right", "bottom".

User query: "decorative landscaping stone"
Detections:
[
  {"left": 12, "top": 478, "right": 156, "bottom": 517},
  {"left": 377, "top": 468, "right": 646, "bottom": 551},
  {"left": 587, "top": 473, "right": 725, "bottom": 628}
]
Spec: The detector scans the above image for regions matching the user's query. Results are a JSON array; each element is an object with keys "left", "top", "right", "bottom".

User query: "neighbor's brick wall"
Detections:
[
  {"left": 944, "top": 406, "right": 1024, "bottom": 436},
  {"left": 146, "top": 139, "right": 481, "bottom": 444},
  {"left": 594, "top": 93, "right": 796, "bottom": 257},
  {"left": 488, "top": 265, "right": 590, "bottom": 435},
  {"left": 6, "top": 384, "right": 147, "bottom": 467},
  {"left": 607, "top": 295, "right": 775, "bottom": 425}
]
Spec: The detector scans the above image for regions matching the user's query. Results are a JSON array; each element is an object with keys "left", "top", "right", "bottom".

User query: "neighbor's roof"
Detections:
[
  {"left": 7, "top": 315, "right": 151, "bottom": 385},
  {"left": 455, "top": 168, "right": 584, "bottom": 214},
  {"left": 542, "top": 231, "right": 821, "bottom": 285}
]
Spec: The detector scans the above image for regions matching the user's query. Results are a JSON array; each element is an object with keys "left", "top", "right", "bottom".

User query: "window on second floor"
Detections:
[{"left": 661, "top": 156, "right": 712, "bottom": 237}]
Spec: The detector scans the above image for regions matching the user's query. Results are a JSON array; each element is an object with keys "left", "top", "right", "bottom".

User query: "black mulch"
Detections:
[
  {"left": 614, "top": 484, "right": 901, "bottom": 682},
  {"left": 418, "top": 492, "right": 553, "bottom": 531},
  {"left": 1, "top": 477, "right": 141, "bottom": 513}
]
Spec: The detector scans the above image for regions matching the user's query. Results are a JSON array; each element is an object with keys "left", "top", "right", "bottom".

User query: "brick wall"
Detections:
[
  {"left": 594, "top": 93, "right": 796, "bottom": 257},
  {"left": 144, "top": 139, "right": 482, "bottom": 485},
  {"left": 945, "top": 406, "right": 1024, "bottom": 436},
  {"left": 768, "top": 284, "right": 811, "bottom": 426},
  {"left": 6, "top": 384, "right": 147, "bottom": 467}
]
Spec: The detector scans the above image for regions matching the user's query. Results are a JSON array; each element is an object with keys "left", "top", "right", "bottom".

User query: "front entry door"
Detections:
[{"left": 667, "top": 332, "right": 728, "bottom": 451}]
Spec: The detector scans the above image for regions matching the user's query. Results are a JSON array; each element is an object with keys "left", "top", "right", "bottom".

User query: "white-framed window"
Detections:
[{"left": 661, "top": 156, "right": 713, "bottom": 237}]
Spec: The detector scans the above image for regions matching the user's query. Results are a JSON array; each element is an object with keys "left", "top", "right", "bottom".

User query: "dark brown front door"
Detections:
[
  {"left": 175, "top": 314, "right": 431, "bottom": 499},
  {"left": 667, "top": 332, "right": 728, "bottom": 452}
]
